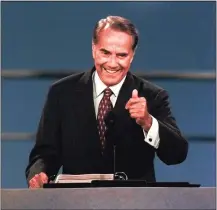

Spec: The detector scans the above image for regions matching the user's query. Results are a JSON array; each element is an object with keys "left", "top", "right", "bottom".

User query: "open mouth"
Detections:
[{"left": 103, "top": 67, "right": 120, "bottom": 74}]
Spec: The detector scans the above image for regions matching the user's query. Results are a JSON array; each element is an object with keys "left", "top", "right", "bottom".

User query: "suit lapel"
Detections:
[
  {"left": 72, "top": 68, "right": 102, "bottom": 155},
  {"left": 112, "top": 72, "right": 136, "bottom": 116}
]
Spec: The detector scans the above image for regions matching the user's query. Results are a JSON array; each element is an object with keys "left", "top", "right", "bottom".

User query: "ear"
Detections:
[
  {"left": 92, "top": 41, "right": 96, "bottom": 59},
  {"left": 130, "top": 51, "right": 136, "bottom": 64}
]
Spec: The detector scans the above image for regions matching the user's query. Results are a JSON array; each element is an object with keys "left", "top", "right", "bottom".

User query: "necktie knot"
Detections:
[{"left": 104, "top": 87, "right": 113, "bottom": 98}]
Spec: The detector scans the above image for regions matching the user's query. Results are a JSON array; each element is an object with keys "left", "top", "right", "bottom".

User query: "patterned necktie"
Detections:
[{"left": 97, "top": 87, "right": 113, "bottom": 151}]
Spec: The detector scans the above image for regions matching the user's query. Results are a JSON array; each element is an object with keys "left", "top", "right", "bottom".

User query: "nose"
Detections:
[{"left": 107, "top": 55, "right": 118, "bottom": 69}]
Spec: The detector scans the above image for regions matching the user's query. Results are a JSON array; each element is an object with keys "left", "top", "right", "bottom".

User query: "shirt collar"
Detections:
[{"left": 93, "top": 70, "right": 126, "bottom": 98}]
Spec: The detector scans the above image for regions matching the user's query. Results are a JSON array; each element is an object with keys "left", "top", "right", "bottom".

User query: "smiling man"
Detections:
[
  {"left": 92, "top": 23, "right": 135, "bottom": 86},
  {"left": 26, "top": 16, "right": 188, "bottom": 188}
]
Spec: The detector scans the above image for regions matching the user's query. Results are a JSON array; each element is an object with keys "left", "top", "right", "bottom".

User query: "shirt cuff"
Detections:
[{"left": 143, "top": 116, "right": 160, "bottom": 149}]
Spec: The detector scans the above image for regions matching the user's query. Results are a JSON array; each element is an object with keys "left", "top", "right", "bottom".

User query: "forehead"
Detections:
[{"left": 96, "top": 28, "right": 133, "bottom": 51}]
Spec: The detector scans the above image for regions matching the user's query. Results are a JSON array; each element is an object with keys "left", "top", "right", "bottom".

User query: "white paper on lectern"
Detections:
[{"left": 54, "top": 174, "right": 114, "bottom": 183}]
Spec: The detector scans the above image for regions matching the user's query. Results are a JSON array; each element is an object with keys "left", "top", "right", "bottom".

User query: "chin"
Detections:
[
  {"left": 102, "top": 78, "right": 122, "bottom": 86},
  {"left": 96, "top": 67, "right": 127, "bottom": 86}
]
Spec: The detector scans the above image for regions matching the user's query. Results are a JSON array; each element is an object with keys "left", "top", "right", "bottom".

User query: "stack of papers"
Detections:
[{"left": 54, "top": 174, "right": 114, "bottom": 183}]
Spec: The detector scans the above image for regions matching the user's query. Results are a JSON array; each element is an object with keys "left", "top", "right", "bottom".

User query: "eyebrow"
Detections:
[
  {"left": 100, "top": 48, "right": 110, "bottom": 54},
  {"left": 117, "top": 52, "right": 128, "bottom": 56},
  {"left": 99, "top": 48, "right": 128, "bottom": 56}
]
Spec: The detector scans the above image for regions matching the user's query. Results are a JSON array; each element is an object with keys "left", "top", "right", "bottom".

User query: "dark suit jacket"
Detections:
[{"left": 25, "top": 67, "right": 188, "bottom": 183}]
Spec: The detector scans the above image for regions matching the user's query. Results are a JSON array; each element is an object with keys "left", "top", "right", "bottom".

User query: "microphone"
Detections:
[{"left": 105, "top": 111, "right": 128, "bottom": 180}]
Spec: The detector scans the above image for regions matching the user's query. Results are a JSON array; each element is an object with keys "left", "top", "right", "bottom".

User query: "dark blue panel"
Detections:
[
  {"left": 1, "top": 1, "right": 216, "bottom": 189},
  {"left": 155, "top": 141, "right": 216, "bottom": 187},
  {"left": 2, "top": 1, "right": 215, "bottom": 70},
  {"left": 2, "top": 79, "right": 55, "bottom": 132},
  {"left": 2, "top": 79, "right": 215, "bottom": 137},
  {"left": 1, "top": 140, "right": 35, "bottom": 188},
  {"left": 150, "top": 79, "right": 216, "bottom": 137},
  {"left": 1, "top": 140, "right": 215, "bottom": 188}
]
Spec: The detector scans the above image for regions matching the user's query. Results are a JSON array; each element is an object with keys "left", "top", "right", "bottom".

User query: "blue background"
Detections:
[{"left": 1, "top": 1, "right": 216, "bottom": 188}]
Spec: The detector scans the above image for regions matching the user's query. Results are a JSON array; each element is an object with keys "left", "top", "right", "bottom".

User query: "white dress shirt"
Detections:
[{"left": 92, "top": 71, "right": 160, "bottom": 149}]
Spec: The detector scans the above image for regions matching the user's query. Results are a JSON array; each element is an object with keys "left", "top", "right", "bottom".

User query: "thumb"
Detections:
[{"left": 132, "top": 89, "right": 138, "bottom": 98}]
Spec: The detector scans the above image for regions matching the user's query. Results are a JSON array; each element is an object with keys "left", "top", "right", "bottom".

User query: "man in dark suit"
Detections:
[{"left": 26, "top": 16, "right": 188, "bottom": 188}]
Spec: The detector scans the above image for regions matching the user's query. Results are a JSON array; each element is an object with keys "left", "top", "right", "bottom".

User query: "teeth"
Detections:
[{"left": 103, "top": 67, "right": 119, "bottom": 73}]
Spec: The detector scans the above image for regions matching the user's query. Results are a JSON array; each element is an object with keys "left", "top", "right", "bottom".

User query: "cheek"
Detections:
[
  {"left": 119, "top": 59, "right": 132, "bottom": 68},
  {"left": 95, "top": 54, "right": 107, "bottom": 65}
]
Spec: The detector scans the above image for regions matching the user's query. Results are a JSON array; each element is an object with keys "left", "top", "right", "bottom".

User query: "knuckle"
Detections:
[
  {"left": 140, "top": 97, "right": 146, "bottom": 102},
  {"left": 34, "top": 174, "right": 39, "bottom": 178},
  {"left": 31, "top": 179, "right": 37, "bottom": 185},
  {"left": 29, "top": 177, "right": 35, "bottom": 183},
  {"left": 29, "top": 181, "right": 32, "bottom": 186},
  {"left": 40, "top": 172, "right": 47, "bottom": 177}
]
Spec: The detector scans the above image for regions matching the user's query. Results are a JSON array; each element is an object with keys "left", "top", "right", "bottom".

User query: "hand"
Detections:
[
  {"left": 29, "top": 172, "right": 48, "bottom": 189},
  {"left": 125, "top": 89, "right": 152, "bottom": 131}
]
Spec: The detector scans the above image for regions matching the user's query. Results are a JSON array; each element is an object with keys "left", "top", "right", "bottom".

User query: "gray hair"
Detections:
[{"left": 92, "top": 16, "right": 139, "bottom": 51}]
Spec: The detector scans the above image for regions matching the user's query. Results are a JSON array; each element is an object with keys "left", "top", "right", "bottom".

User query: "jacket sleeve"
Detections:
[
  {"left": 25, "top": 85, "right": 62, "bottom": 183},
  {"left": 153, "top": 89, "right": 188, "bottom": 165}
]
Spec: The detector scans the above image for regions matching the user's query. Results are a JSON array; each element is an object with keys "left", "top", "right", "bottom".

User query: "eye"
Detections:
[
  {"left": 100, "top": 49, "right": 110, "bottom": 56},
  {"left": 118, "top": 53, "right": 127, "bottom": 58}
]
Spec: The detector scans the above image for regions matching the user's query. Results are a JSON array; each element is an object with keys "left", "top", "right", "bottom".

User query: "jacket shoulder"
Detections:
[
  {"left": 48, "top": 72, "right": 86, "bottom": 94},
  {"left": 132, "top": 73, "right": 165, "bottom": 95}
]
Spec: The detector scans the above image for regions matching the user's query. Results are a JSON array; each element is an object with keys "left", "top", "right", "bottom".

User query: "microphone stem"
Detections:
[{"left": 113, "top": 145, "right": 116, "bottom": 179}]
